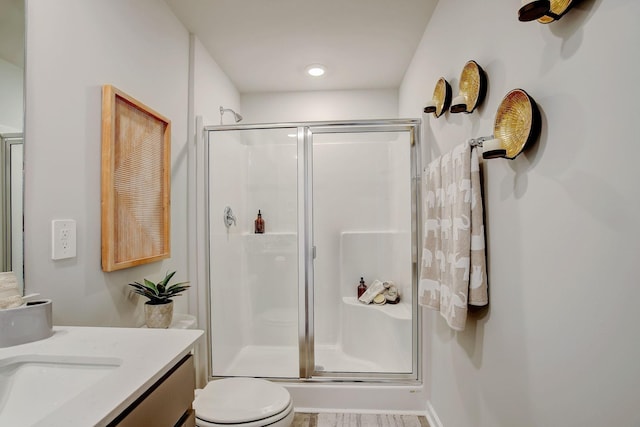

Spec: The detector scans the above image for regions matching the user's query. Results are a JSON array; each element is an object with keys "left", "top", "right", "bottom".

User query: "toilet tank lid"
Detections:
[{"left": 194, "top": 378, "right": 291, "bottom": 423}]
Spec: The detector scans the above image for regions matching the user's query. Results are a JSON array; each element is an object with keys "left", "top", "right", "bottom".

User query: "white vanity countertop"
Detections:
[{"left": 0, "top": 326, "right": 203, "bottom": 427}]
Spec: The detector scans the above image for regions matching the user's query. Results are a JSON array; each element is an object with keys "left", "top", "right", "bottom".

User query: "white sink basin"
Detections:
[{"left": 0, "top": 355, "right": 121, "bottom": 426}]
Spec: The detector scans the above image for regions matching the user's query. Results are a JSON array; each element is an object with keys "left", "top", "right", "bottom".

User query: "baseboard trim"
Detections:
[{"left": 425, "top": 400, "right": 443, "bottom": 427}]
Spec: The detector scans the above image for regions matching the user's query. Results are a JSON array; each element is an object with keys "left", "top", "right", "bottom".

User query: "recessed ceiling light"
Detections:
[{"left": 306, "top": 64, "right": 326, "bottom": 77}]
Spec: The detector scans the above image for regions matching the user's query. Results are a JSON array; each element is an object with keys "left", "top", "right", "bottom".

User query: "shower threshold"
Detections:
[{"left": 217, "top": 344, "right": 383, "bottom": 378}]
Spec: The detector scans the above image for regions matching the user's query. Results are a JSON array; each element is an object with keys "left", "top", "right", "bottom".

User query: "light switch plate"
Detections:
[{"left": 51, "top": 219, "right": 76, "bottom": 260}]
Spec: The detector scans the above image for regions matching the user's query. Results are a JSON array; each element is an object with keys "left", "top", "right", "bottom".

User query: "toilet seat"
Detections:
[
  {"left": 195, "top": 401, "right": 293, "bottom": 427},
  {"left": 194, "top": 378, "right": 293, "bottom": 427}
]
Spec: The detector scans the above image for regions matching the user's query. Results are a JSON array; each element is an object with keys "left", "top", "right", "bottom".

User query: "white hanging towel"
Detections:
[{"left": 419, "top": 142, "right": 488, "bottom": 331}]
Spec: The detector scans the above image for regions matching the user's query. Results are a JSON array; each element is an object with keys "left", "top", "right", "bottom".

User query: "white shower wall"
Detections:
[
  {"left": 312, "top": 136, "right": 411, "bottom": 348},
  {"left": 209, "top": 131, "right": 251, "bottom": 372},
  {"left": 210, "top": 129, "right": 300, "bottom": 377},
  {"left": 243, "top": 133, "right": 298, "bottom": 352}
]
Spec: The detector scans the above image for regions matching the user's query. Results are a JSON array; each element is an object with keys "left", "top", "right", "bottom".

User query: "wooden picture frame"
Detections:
[{"left": 101, "top": 85, "right": 171, "bottom": 272}]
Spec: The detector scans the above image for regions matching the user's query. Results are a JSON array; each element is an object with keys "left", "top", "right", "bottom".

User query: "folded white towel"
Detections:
[{"left": 358, "top": 280, "right": 385, "bottom": 304}]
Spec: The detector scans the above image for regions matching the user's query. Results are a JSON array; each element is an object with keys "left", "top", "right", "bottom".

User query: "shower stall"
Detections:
[{"left": 203, "top": 119, "right": 421, "bottom": 389}]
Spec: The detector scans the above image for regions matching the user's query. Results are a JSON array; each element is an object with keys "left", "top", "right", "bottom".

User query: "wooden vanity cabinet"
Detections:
[{"left": 109, "top": 354, "right": 196, "bottom": 427}]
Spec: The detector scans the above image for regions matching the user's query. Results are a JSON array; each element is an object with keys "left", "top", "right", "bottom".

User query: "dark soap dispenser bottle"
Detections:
[
  {"left": 357, "top": 277, "right": 367, "bottom": 298},
  {"left": 254, "top": 210, "right": 265, "bottom": 234}
]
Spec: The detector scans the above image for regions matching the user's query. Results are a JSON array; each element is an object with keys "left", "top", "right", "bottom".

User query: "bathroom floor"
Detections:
[{"left": 293, "top": 413, "right": 430, "bottom": 427}]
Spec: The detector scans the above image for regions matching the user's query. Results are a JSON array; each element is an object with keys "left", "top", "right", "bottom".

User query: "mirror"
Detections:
[{"left": 0, "top": 0, "right": 25, "bottom": 291}]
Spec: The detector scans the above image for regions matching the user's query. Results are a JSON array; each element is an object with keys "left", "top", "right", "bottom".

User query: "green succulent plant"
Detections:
[{"left": 127, "top": 271, "right": 190, "bottom": 305}]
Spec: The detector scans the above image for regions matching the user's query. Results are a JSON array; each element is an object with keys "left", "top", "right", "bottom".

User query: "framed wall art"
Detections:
[{"left": 101, "top": 85, "right": 171, "bottom": 272}]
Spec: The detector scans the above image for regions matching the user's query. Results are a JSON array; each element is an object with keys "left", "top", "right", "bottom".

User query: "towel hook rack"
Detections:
[
  {"left": 468, "top": 135, "right": 494, "bottom": 148},
  {"left": 469, "top": 135, "right": 508, "bottom": 159}
]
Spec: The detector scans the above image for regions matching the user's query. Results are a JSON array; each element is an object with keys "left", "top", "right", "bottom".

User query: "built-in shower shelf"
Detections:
[{"left": 342, "top": 297, "right": 411, "bottom": 320}]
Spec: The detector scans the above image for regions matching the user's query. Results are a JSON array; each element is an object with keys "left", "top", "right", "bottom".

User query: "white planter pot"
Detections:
[{"left": 144, "top": 301, "right": 174, "bottom": 328}]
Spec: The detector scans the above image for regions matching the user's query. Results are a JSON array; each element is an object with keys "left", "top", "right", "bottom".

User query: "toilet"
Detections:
[{"left": 193, "top": 377, "right": 294, "bottom": 427}]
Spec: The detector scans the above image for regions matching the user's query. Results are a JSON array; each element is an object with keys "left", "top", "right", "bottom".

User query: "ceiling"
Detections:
[{"left": 165, "top": 0, "right": 438, "bottom": 94}]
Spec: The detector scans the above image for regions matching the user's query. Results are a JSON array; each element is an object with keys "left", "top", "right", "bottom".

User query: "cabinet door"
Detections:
[
  {"left": 177, "top": 410, "right": 196, "bottom": 427},
  {"left": 112, "top": 354, "right": 195, "bottom": 427}
]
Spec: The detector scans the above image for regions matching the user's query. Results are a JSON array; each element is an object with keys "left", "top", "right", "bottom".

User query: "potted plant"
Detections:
[{"left": 127, "top": 271, "right": 190, "bottom": 328}]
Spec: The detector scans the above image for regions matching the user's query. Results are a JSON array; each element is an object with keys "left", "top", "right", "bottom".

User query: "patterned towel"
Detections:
[{"left": 419, "top": 142, "right": 488, "bottom": 331}]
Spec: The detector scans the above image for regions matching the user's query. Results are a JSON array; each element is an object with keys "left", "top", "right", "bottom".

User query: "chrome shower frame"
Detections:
[{"left": 202, "top": 118, "right": 423, "bottom": 385}]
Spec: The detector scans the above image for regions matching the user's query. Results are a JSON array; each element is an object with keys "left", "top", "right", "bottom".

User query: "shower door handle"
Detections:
[{"left": 312, "top": 246, "right": 317, "bottom": 259}]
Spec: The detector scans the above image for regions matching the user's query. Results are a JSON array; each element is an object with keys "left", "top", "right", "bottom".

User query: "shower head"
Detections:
[{"left": 220, "top": 106, "right": 243, "bottom": 124}]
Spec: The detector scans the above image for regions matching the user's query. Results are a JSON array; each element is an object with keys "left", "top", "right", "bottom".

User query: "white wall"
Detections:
[
  {"left": 400, "top": 1, "right": 640, "bottom": 426},
  {"left": 241, "top": 89, "right": 399, "bottom": 123},
  {"left": 24, "top": 0, "right": 191, "bottom": 326},
  {"left": 193, "top": 37, "right": 241, "bottom": 128}
]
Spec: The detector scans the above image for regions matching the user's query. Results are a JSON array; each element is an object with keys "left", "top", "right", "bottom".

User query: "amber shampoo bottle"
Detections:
[
  {"left": 254, "top": 210, "right": 265, "bottom": 234},
  {"left": 357, "top": 277, "right": 367, "bottom": 298}
]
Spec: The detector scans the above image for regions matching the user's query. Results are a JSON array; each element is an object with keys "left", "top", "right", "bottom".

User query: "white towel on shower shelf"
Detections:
[{"left": 418, "top": 142, "right": 487, "bottom": 331}]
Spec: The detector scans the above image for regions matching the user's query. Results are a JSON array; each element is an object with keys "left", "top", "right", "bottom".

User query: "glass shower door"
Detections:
[
  {"left": 309, "top": 126, "right": 417, "bottom": 377},
  {"left": 207, "top": 127, "right": 300, "bottom": 379}
]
